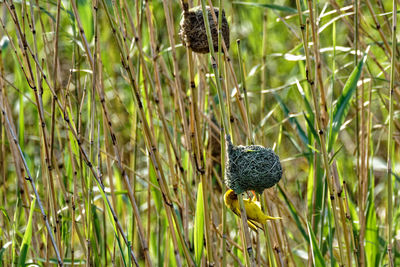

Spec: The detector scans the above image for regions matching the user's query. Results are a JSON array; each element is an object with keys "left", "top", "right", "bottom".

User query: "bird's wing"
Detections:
[
  {"left": 230, "top": 203, "right": 261, "bottom": 231},
  {"left": 247, "top": 219, "right": 263, "bottom": 230},
  {"left": 243, "top": 197, "right": 282, "bottom": 225}
]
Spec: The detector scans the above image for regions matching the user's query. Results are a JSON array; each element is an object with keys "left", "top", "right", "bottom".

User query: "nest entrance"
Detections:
[
  {"left": 179, "top": 6, "right": 229, "bottom": 54},
  {"left": 225, "top": 135, "right": 282, "bottom": 194}
]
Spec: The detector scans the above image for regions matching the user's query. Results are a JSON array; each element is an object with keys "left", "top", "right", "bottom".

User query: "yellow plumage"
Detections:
[{"left": 224, "top": 189, "right": 281, "bottom": 231}]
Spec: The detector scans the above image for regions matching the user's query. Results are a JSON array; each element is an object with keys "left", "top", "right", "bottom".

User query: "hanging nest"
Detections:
[
  {"left": 179, "top": 6, "right": 229, "bottom": 54},
  {"left": 225, "top": 135, "right": 282, "bottom": 194}
]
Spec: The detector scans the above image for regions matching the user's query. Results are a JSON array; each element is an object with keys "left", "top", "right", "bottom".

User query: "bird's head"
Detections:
[{"left": 224, "top": 189, "right": 238, "bottom": 205}]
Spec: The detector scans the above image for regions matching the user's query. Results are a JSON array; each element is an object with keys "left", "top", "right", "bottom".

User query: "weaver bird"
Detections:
[{"left": 224, "top": 189, "right": 281, "bottom": 231}]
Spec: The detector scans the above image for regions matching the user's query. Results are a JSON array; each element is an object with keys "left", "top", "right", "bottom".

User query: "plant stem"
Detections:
[
  {"left": 0, "top": 104, "right": 64, "bottom": 266},
  {"left": 238, "top": 194, "right": 256, "bottom": 267},
  {"left": 199, "top": 2, "right": 257, "bottom": 266},
  {"left": 237, "top": 39, "right": 254, "bottom": 145},
  {"left": 296, "top": 0, "right": 347, "bottom": 265},
  {"left": 386, "top": 0, "right": 396, "bottom": 265}
]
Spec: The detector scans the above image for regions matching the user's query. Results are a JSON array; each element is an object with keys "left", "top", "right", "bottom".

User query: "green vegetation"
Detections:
[{"left": 0, "top": 0, "right": 399, "bottom": 266}]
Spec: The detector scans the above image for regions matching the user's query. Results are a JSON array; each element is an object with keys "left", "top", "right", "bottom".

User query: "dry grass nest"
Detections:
[{"left": 179, "top": 6, "right": 229, "bottom": 54}]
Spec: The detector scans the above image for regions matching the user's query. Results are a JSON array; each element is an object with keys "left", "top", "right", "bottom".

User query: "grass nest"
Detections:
[
  {"left": 179, "top": 6, "right": 229, "bottom": 54},
  {"left": 225, "top": 135, "right": 282, "bottom": 194}
]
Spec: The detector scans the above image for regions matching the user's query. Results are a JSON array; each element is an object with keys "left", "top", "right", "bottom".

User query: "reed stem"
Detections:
[{"left": 386, "top": 0, "right": 396, "bottom": 265}]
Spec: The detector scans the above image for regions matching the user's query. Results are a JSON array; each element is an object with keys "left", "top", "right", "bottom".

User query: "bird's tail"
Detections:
[{"left": 264, "top": 215, "right": 282, "bottom": 221}]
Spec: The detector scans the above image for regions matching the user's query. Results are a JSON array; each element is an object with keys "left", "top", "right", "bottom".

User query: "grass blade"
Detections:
[
  {"left": 278, "top": 184, "right": 308, "bottom": 242},
  {"left": 328, "top": 54, "right": 367, "bottom": 152},
  {"left": 365, "top": 173, "right": 380, "bottom": 266},
  {"left": 18, "top": 198, "right": 35, "bottom": 267},
  {"left": 306, "top": 156, "right": 324, "bottom": 233},
  {"left": 307, "top": 221, "right": 326, "bottom": 267},
  {"left": 274, "top": 93, "right": 309, "bottom": 147},
  {"left": 232, "top": 2, "right": 297, "bottom": 13},
  {"left": 194, "top": 182, "right": 205, "bottom": 266}
]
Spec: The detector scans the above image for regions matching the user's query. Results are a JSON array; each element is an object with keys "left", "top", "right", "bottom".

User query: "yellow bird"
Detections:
[{"left": 224, "top": 189, "right": 281, "bottom": 231}]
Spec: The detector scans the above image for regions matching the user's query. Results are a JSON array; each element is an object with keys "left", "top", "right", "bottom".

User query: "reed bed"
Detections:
[{"left": 0, "top": 0, "right": 399, "bottom": 266}]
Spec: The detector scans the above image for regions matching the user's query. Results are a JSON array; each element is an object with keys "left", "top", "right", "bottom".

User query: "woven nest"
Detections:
[
  {"left": 225, "top": 135, "right": 282, "bottom": 194},
  {"left": 179, "top": 6, "right": 229, "bottom": 54}
]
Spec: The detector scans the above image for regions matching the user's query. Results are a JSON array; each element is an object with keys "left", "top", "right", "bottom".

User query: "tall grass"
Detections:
[{"left": 0, "top": 0, "right": 399, "bottom": 266}]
